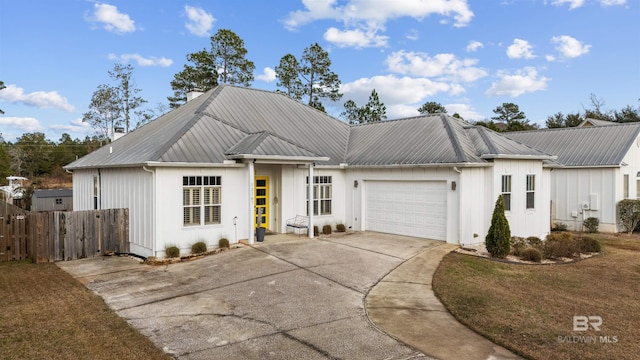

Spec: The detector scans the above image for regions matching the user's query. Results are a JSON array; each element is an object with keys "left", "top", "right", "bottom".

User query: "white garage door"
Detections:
[{"left": 365, "top": 181, "right": 447, "bottom": 240}]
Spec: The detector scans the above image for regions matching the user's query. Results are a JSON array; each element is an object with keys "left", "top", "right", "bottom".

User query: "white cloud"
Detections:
[
  {"left": 256, "top": 67, "right": 277, "bottom": 82},
  {"left": 184, "top": 5, "right": 215, "bottom": 37},
  {"left": 0, "top": 117, "right": 43, "bottom": 133},
  {"left": 551, "top": 0, "right": 585, "bottom": 10},
  {"left": 0, "top": 84, "right": 75, "bottom": 112},
  {"left": 50, "top": 118, "right": 92, "bottom": 135},
  {"left": 89, "top": 3, "right": 136, "bottom": 34},
  {"left": 323, "top": 27, "right": 389, "bottom": 48},
  {"left": 466, "top": 40, "right": 483, "bottom": 52},
  {"left": 507, "top": 39, "right": 535, "bottom": 59},
  {"left": 405, "top": 29, "right": 419, "bottom": 41},
  {"left": 485, "top": 67, "right": 549, "bottom": 97},
  {"left": 284, "top": 0, "right": 474, "bottom": 48},
  {"left": 551, "top": 35, "right": 591, "bottom": 58},
  {"left": 444, "top": 103, "right": 484, "bottom": 121},
  {"left": 108, "top": 53, "right": 173, "bottom": 67},
  {"left": 599, "top": 0, "right": 626, "bottom": 5},
  {"left": 386, "top": 50, "right": 487, "bottom": 83}
]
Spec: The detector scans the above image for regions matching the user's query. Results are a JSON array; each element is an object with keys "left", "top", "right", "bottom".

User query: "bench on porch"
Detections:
[{"left": 286, "top": 215, "right": 309, "bottom": 236}]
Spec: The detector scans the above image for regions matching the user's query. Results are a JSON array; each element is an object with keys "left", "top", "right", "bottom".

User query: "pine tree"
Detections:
[{"left": 486, "top": 195, "right": 511, "bottom": 258}]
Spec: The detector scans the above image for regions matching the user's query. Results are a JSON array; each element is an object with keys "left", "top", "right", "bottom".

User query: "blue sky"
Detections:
[{"left": 0, "top": 0, "right": 638, "bottom": 142}]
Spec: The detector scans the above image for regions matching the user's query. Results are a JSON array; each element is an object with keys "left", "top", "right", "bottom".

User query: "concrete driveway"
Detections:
[{"left": 58, "top": 232, "right": 441, "bottom": 359}]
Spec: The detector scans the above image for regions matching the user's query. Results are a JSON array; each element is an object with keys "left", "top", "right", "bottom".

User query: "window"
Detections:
[
  {"left": 501, "top": 175, "right": 511, "bottom": 211},
  {"left": 183, "top": 176, "right": 221, "bottom": 226},
  {"left": 636, "top": 179, "right": 640, "bottom": 199},
  {"left": 306, "top": 176, "right": 332, "bottom": 215},
  {"left": 55, "top": 198, "right": 63, "bottom": 205},
  {"left": 624, "top": 174, "right": 629, "bottom": 199},
  {"left": 93, "top": 175, "right": 99, "bottom": 210},
  {"left": 526, "top": 175, "right": 535, "bottom": 209}
]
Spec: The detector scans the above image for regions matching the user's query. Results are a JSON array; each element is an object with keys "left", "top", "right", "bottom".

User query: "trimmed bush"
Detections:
[
  {"left": 520, "top": 247, "right": 542, "bottom": 262},
  {"left": 551, "top": 222, "right": 568, "bottom": 232},
  {"left": 322, "top": 225, "right": 332, "bottom": 235},
  {"left": 617, "top": 199, "right": 640, "bottom": 234},
  {"left": 165, "top": 245, "right": 180, "bottom": 258},
  {"left": 486, "top": 195, "right": 511, "bottom": 258},
  {"left": 336, "top": 224, "right": 346, "bottom": 232},
  {"left": 583, "top": 217, "right": 599, "bottom": 233},
  {"left": 577, "top": 236, "right": 602, "bottom": 253},
  {"left": 526, "top": 236, "right": 543, "bottom": 251},
  {"left": 543, "top": 232, "right": 577, "bottom": 259},
  {"left": 218, "top": 238, "right": 230, "bottom": 249},
  {"left": 191, "top": 241, "right": 207, "bottom": 254},
  {"left": 510, "top": 237, "right": 527, "bottom": 256},
  {"left": 313, "top": 225, "right": 319, "bottom": 236}
]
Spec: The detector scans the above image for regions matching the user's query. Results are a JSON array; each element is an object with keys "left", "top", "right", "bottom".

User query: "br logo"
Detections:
[{"left": 573, "top": 316, "right": 602, "bottom": 331}]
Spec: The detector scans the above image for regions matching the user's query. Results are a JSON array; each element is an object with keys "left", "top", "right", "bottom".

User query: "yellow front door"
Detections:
[{"left": 254, "top": 177, "right": 268, "bottom": 228}]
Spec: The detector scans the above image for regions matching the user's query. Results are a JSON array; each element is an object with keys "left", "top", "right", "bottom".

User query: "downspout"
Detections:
[
  {"left": 453, "top": 166, "right": 462, "bottom": 245},
  {"left": 142, "top": 166, "right": 156, "bottom": 256},
  {"left": 248, "top": 160, "right": 255, "bottom": 244},
  {"left": 308, "top": 163, "right": 314, "bottom": 239}
]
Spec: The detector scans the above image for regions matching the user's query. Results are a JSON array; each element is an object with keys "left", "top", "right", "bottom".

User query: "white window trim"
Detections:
[
  {"left": 183, "top": 176, "right": 222, "bottom": 227},
  {"left": 307, "top": 176, "right": 332, "bottom": 216},
  {"left": 501, "top": 175, "right": 512, "bottom": 211},
  {"left": 526, "top": 174, "right": 535, "bottom": 210}
]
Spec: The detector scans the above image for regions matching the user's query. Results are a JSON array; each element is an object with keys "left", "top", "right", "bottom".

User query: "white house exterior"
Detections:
[
  {"left": 66, "top": 85, "right": 555, "bottom": 258},
  {"left": 507, "top": 122, "right": 640, "bottom": 233}
]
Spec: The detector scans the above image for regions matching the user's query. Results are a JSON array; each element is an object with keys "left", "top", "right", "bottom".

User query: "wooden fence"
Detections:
[{"left": 0, "top": 208, "right": 128, "bottom": 263}]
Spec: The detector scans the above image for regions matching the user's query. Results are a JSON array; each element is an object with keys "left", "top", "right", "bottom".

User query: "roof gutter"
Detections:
[
  {"left": 480, "top": 154, "right": 558, "bottom": 161},
  {"left": 226, "top": 154, "right": 330, "bottom": 164}
]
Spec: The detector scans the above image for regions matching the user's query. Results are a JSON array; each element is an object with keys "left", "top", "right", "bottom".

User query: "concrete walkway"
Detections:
[{"left": 366, "top": 243, "right": 522, "bottom": 360}]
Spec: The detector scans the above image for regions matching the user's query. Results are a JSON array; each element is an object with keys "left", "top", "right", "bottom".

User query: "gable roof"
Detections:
[
  {"left": 66, "top": 85, "right": 554, "bottom": 170},
  {"left": 505, "top": 123, "right": 640, "bottom": 167},
  {"left": 33, "top": 189, "right": 73, "bottom": 198},
  {"left": 578, "top": 118, "right": 620, "bottom": 127}
]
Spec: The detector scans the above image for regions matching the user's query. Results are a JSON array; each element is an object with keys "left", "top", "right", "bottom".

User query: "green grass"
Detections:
[
  {"left": 433, "top": 233, "right": 640, "bottom": 360},
  {"left": 0, "top": 260, "right": 172, "bottom": 360}
]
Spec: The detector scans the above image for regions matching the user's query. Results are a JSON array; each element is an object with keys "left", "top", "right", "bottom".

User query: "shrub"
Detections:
[
  {"left": 617, "top": 199, "right": 640, "bottom": 234},
  {"left": 520, "top": 247, "right": 542, "bottom": 262},
  {"left": 526, "top": 236, "right": 543, "bottom": 251},
  {"left": 336, "top": 224, "right": 346, "bottom": 232},
  {"left": 543, "top": 232, "right": 577, "bottom": 259},
  {"left": 165, "top": 245, "right": 180, "bottom": 258},
  {"left": 583, "top": 217, "right": 599, "bottom": 233},
  {"left": 322, "top": 225, "right": 332, "bottom": 235},
  {"left": 551, "top": 222, "right": 568, "bottom": 232},
  {"left": 577, "top": 235, "right": 602, "bottom": 253},
  {"left": 191, "top": 241, "right": 207, "bottom": 254},
  {"left": 485, "top": 195, "right": 511, "bottom": 258},
  {"left": 510, "top": 237, "right": 527, "bottom": 256},
  {"left": 218, "top": 238, "right": 230, "bottom": 249},
  {"left": 313, "top": 225, "right": 319, "bottom": 236}
]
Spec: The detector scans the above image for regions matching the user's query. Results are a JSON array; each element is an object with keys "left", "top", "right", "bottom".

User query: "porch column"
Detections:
[
  {"left": 248, "top": 160, "right": 255, "bottom": 244},
  {"left": 308, "top": 163, "right": 314, "bottom": 239}
]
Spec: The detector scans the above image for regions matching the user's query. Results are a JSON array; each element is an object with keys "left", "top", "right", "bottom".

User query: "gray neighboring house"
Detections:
[
  {"left": 65, "top": 85, "right": 555, "bottom": 258},
  {"left": 506, "top": 122, "right": 640, "bottom": 232},
  {"left": 32, "top": 189, "right": 73, "bottom": 212}
]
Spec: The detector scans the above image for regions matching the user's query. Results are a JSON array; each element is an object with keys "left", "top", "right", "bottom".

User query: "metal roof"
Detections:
[
  {"left": 505, "top": 123, "right": 640, "bottom": 167},
  {"left": 33, "top": 189, "right": 73, "bottom": 198},
  {"left": 578, "top": 118, "right": 621, "bottom": 127},
  {"left": 65, "top": 85, "right": 554, "bottom": 170}
]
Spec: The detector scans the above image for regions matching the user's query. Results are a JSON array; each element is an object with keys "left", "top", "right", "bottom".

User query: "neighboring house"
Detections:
[
  {"left": 32, "top": 189, "right": 73, "bottom": 212},
  {"left": 507, "top": 123, "right": 640, "bottom": 232},
  {"left": 578, "top": 118, "right": 620, "bottom": 127},
  {"left": 65, "top": 85, "right": 556, "bottom": 258}
]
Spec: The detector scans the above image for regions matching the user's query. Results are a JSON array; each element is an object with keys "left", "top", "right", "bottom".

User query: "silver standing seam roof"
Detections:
[
  {"left": 505, "top": 123, "right": 640, "bottom": 167},
  {"left": 65, "top": 84, "right": 555, "bottom": 170}
]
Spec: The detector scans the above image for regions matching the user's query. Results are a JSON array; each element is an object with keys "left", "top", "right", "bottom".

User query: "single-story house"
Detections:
[
  {"left": 65, "top": 85, "right": 556, "bottom": 258},
  {"left": 506, "top": 122, "right": 640, "bottom": 232},
  {"left": 31, "top": 188, "right": 73, "bottom": 212}
]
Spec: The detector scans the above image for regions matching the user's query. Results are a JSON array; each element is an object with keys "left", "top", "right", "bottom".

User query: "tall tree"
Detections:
[
  {"left": 545, "top": 112, "right": 582, "bottom": 128},
  {"left": 13, "top": 133, "right": 53, "bottom": 177},
  {"left": 168, "top": 50, "right": 218, "bottom": 108},
  {"left": 491, "top": 102, "right": 535, "bottom": 132},
  {"left": 83, "top": 84, "right": 121, "bottom": 139},
  {"left": 417, "top": 101, "right": 447, "bottom": 115},
  {"left": 0, "top": 136, "right": 10, "bottom": 179},
  {"left": 274, "top": 54, "right": 303, "bottom": 100},
  {"left": 341, "top": 89, "right": 387, "bottom": 124},
  {"left": 109, "top": 63, "right": 146, "bottom": 132},
  {"left": 211, "top": 29, "right": 255, "bottom": 86},
  {"left": 614, "top": 104, "right": 640, "bottom": 123},
  {"left": 0, "top": 80, "right": 5, "bottom": 114},
  {"left": 299, "top": 43, "right": 342, "bottom": 110},
  {"left": 168, "top": 29, "right": 254, "bottom": 108}
]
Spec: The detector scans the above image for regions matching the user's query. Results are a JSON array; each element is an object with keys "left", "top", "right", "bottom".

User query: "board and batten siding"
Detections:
[
  {"left": 458, "top": 167, "right": 491, "bottom": 245},
  {"left": 72, "top": 168, "right": 154, "bottom": 257},
  {"left": 492, "top": 159, "right": 551, "bottom": 241}
]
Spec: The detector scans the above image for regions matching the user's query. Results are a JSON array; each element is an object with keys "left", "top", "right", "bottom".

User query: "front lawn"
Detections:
[
  {"left": 0, "top": 260, "right": 171, "bottom": 360},
  {"left": 433, "top": 233, "right": 640, "bottom": 360}
]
